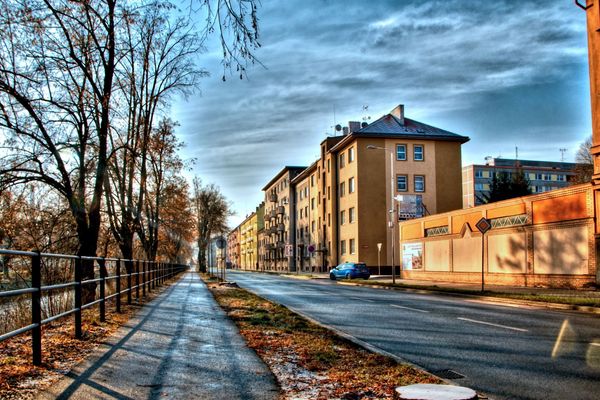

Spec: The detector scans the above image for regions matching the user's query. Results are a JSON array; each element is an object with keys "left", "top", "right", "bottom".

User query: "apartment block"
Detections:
[
  {"left": 262, "top": 166, "right": 306, "bottom": 272},
  {"left": 290, "top": 162, "right": 320, "bottom": 272},
  {"left": 226, "top": 227, "right": 240, "bottom": 269},
  {"left": 462, "top": 158, "right": 577, "bottom": 208}
]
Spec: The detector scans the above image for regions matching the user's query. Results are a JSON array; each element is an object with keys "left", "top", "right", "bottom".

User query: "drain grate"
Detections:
[{"left": 433, "top": 369, "right": 465, "bottom": 379}]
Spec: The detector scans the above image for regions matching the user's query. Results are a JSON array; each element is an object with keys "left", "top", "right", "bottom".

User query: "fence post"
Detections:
[
  {"left": 135, "top": 260, "right": 140, "bottom": 302},
  {"left": 116, "top": 259, "right": 122, "bottom": 313},
  {"left": 31, "top": 252, "right": 42, "bottom": 366},
  {"left": 99, "top": 258, "right": 106, "bottom": 322},
  {"left": 151, "top": 261, "right": 155, "bottom": 290},
  {"left": 127, "top": 260, "right": 132, "bottom": 305},
  {"left": 142, "top": 260, "right": 146, "bottom": 298},
  {"left": 74, "top": 256, "right": 83, "bottom": 339}
]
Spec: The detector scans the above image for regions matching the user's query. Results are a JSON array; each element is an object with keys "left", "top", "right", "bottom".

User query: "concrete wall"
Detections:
[{"left": 398, "top": 184, "right": 597, "bottom": 288}]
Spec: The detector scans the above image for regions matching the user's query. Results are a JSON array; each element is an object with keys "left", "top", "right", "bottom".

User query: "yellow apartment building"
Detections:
[
  {"left": 291, "top": 162, "right": 319, "bottom": 272},
  {"left": 302, "top": 104, "right": 469, "bottom": 272},
  {"left": 239, "top": 211, "right": 258, "bottom": 270}
]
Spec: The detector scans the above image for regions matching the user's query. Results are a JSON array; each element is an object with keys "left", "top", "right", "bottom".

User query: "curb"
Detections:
[{"left": 336, "top": 281, "right": 600, "bottom": 315}]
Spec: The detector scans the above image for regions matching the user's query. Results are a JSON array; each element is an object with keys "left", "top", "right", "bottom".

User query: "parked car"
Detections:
[{"left": 329, "top": 262, "right": 370, "bottom": 280}]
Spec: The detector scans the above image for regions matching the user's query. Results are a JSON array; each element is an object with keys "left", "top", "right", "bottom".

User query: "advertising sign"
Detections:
[
  {"left": 284, "top": 244, "right": 293, "bottom": 257},
  {"left": 396, "top": 195, "right": 424, "bottom": 219},
  {"left": 402, "top": 242, "right": 423, "bottom": 270}
]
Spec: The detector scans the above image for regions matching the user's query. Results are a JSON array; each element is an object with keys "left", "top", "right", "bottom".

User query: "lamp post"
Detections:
[{"left": 367, "top": 144, "right": 397, "bottom": 284}]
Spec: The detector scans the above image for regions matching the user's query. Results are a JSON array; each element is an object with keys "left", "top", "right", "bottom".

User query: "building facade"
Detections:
[
  {"left": 239, "top": 211, "right": 257, "bottom": 270},
  {"left": 226, "top": 227, "right": 240, "bottom": 269},
  {"left": 462, "top": 158, "right": 577, "bottom": 208},
  {"left": 316, "top": 104, "right": 469, "bottom": 272},
  {"left": 262, "top": 166, "right": 306, "bottom": 272}
]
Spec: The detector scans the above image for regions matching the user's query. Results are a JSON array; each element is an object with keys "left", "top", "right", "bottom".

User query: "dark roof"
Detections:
[
  {"left": 261, "top": 166, "right": 307, "bottom": 191},
  {"left": 290, "top": 161, "right": 318, "bottom": 185},
  {"left": 358, "top": 114, "right": 469, "bottom": 142}
]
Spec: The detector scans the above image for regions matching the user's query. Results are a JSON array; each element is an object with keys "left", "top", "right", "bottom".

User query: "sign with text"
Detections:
[{"left": 402, "top": 242, "right": 423, "bottom": 270}]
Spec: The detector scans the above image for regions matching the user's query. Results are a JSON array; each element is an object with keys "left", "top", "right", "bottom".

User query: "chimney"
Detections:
[
  {"left": 390, "top": 104, "right": 405, "bottom": 125},
  {"left": 348, "top": 121, "right": 361, "bottom": 133},
  {"left": 342, "top": 126, "right": 349, "bottom": 135}
]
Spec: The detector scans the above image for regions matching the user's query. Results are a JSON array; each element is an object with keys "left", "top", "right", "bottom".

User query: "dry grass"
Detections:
[
  {"left": 208, "top": 283, "right": 440, "bottom": 399},
  {"left": 0, "top": 278, "right": 179, "bottom": 399}
]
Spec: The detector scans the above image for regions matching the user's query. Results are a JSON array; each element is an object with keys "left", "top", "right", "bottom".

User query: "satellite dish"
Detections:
[
  {"left": 361, "top": 122, "right": 368, "bottom": 128},
  {"left": 335, "top": 124, "right": 342, "bottom": 132}
]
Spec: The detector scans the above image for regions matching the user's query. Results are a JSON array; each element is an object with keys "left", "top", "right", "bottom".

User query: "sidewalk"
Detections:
[{"left": 38, "top": 271, "right": 279, "bottom": 400}]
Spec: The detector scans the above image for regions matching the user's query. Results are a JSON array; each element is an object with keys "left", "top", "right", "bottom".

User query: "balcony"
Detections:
[
  {"left": 277, "top": 206, "right": 285, "bottom": 215},
  {"left": 276, "top": 241, "right": 285, "bottom": 249},
  {"left": 270, "top": 210, "right": 277, "bottom": 219},
  {"left": 277, "top": 223, "right": 285, "bottom": 232},
  {"left": 269, "top": 193, "right": 278, "bottom": 202}
]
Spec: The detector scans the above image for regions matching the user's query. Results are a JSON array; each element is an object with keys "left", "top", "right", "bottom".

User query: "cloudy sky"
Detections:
[{"left": 172, "top": 0, "right": 591, "bottom": 227}]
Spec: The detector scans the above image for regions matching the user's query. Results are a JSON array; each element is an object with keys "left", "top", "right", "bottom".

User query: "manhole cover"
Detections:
[{"left": 433, "top": 369, "right": 465, "bottom": 379}]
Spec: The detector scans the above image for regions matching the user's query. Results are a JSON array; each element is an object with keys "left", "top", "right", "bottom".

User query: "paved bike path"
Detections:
[{"left": 38, "top": 271, "right": 279, "bottom": 400}]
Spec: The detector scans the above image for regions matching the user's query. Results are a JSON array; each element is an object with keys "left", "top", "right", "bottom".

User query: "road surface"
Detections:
[{"left": 229, "top": 271, "right": 600, "bottom": 400}]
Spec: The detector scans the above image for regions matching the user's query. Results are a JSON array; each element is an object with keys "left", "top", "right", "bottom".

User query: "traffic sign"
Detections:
[{"left": 475, "top": 218, "right": 491, "bottom": 234}]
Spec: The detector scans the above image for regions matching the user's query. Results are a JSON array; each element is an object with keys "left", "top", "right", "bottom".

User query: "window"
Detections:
[
  {"left": 311, "top": 198, "right": 315, "bottom": 210},
  {"left": 349, "top": 207, "right": 355, "bottom": 223},
  {"left": 396, "top": 144, "right": 406, "bottom": 161},
  {"left": 349, "top": 177, "right": 355, "bottom": 193},
  {"left": 414, "top": 175, "right": 425, "bottom": 192},
  {"left": 328, "top": 213, "right": 331, "bottom": 226},
  {"left": 305, "top": 206, "right": 308, "bottom": 217},
  {"left": 340, "top": 210, "right": 346, "bottom": 225},
  {"left": 339, "top": 182, "right": 346, "bottom": 197},
  {"left": 544, "top": 174, "right": 551, "bottom": 181},
  {"left": 536, "top": 173, "right": 543, "bottom": 180},
  {"left": 327, "top": 159, "right": 330, "bottom": 172},
  {"left": 475, "top": 183, "right": 484, "bottom": 190},
  {"left": 557, "top": 174, "right": 565, "bottom": 182},
  {"left": 414, "top": 145, "right": 424, "bottom": 161},
  {"left": 397, "top": 175, "right": 407, "bottom": 192},
  {"left": 300, "top": 209, "right": 303, "bottom": 219},
  {"left": 349, "top": 239, "right": 356, "bottom": 254},
  {"left": 340, "top": 240, "right": 346, "bottom": 255},
  {"left": 475, "top": 170, "right": 483, "bottom": 178},
  {"left": 348, "top": 147, "right": 355, "bottom": 162},
  {"left": 304, "top": 187, "right": 309, "bottom": 198},
  {"left": 339, "top": 153, "right": 345, "bottom": 168},
  {"left": 311, "top": 174, "right": 315, "bottom": 187},
  {"left": 311, "top": 221, "right": 315, "bottom": 232},
  {"left": 327, "top": 186, "right": 331, "bottom": 200}
]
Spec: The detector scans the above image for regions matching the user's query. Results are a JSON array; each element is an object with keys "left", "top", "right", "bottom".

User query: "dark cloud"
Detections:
[{"left": 174, "top": 0, "right": 591, "bottom": 226}]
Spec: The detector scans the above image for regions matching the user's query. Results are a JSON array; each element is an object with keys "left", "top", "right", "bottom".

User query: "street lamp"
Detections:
[{"left": 366, "top": 144, "right": 397, "bottom": 284}]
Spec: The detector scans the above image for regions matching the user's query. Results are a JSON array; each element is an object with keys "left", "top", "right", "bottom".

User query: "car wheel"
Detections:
[{"left": 329, "top": 273, "right": 336, "bottom": 280}]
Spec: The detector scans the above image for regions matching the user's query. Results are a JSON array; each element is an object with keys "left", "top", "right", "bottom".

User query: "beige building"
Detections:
[
  {"left": 239, "top": 211, "right": 257, "bottom": 270},
  {"left": 315, "top": 104, "right": 469, "bottom": 272},
  {"left": 291, "top": 162, "right": 320, "bottom": 272},
  {"left": 262, "top": 166, "right": 306, "bottom": 271},
  {"left": 226, "top": 227, "right": 240, "bottom": 269}
]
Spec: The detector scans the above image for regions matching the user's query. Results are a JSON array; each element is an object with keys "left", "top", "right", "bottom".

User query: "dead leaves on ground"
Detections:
[{"left": 208, "top": 284, "right": 440, "bottom": 400}]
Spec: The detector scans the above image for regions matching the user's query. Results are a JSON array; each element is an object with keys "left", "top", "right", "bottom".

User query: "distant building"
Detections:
[
  {"left": 226, "top": 227, "right": 240, "bottom": 269},
  {"left": 462, "top": 158, "right": 577, "bottom": 208}
]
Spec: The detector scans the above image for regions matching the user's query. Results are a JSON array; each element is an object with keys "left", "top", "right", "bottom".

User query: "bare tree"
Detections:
[
  {"left": 573, "top": 136, "right": 593, "bottom": 184},
  {"left": 191, "top": 177, "right": 230, "bottom": 272},
  {"left": 105, "top": 3, "right": 203, "bottom": 265}
]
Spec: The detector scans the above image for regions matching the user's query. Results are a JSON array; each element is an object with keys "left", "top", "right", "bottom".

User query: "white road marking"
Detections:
[
  {"left": 351, "top": 297, "right": 374, "bottom": 302},
  {"left": 458, "top": 317, "right": 529, "bottom": 332},
  {"left": 391, "top": 304, "right": 430, "bottom": 313}
]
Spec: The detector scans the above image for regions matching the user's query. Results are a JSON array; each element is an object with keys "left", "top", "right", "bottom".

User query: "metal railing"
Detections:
[{"left": 0, "top": 249, "right": 188, "bottom": 365}]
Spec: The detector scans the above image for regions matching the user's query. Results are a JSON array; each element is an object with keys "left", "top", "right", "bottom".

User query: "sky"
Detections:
[{"left": 172, "top": 0, "right": 592, "bottom": 227}]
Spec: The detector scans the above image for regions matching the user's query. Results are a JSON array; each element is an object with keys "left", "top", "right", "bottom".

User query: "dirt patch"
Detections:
[{"left": 207, "top": 282, "right": 440, "bottom": 399}]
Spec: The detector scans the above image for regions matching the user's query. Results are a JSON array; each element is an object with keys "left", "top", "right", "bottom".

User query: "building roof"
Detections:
[
  {"left": 329, "top": 111, "right": 469, "bottom": 153},
  {"left": 290, "top": 160, "right": 318, "bottom": 185},
  {"left": 359, "top": 114, "right": 469, "bottom": 143},
  {"left": 261, "top": 166, "right": 307, "bottom": 191}
]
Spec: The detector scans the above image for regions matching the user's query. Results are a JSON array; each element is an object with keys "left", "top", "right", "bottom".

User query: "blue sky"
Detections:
[{"left": 173, "top": 0, "right": 591, "bottom": 227}]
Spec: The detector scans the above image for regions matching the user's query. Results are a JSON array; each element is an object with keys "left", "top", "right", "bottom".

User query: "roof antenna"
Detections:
[
  {"left": 515, "top": 145, "right": 519, "bottom": 160},
  {"left": 559, "top": 148, "right": 567, "bottom": 162}
]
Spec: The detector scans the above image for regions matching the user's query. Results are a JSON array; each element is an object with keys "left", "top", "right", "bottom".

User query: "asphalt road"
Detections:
[{"left": 229, "top": 271, "right": 600, "bottom": 400}]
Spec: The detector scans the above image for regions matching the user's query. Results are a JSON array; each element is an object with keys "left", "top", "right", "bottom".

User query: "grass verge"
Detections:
[
  {"left": 359, "top": 281, "right": 600, "bottom": 308},
  {"left": 206, "top": 280, "right": 441, "bottom": 399}
]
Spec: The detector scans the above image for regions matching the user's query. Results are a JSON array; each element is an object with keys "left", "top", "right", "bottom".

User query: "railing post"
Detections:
[
  {"left": 74, "top": 256, "right": 83, "bottom": 339},
  {"left": 31, "top": 252, "right": 42, "bottom": 366},
  {"left": 135, "top": 260, "right": 140, "bottom": 302},
  {"left": 99, "top": 258, "right": 106, "bottom": 322},
  {"left": 151, "top": 261, "right": 155, "bottom": 290},
  {"left": 142, "top": 260, "right": 146, "bottom": 298},
  {"left": 116, "top": 259, "right": 122, "bottom": 313},
  {"left": 127, "top": 260, "right": 132, "bottom": 305}
]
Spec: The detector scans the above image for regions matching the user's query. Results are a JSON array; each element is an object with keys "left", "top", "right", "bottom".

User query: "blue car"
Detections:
[{"left": 329, "top": 262, "right": 370, "bottom": 280}]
